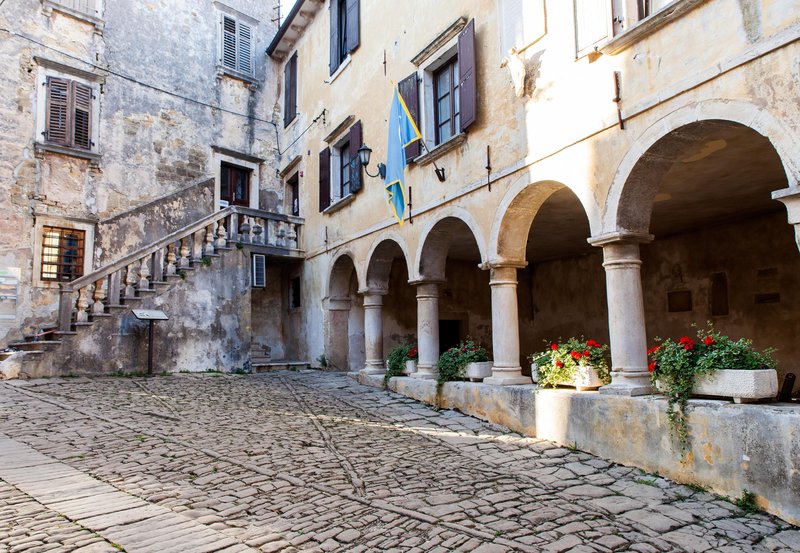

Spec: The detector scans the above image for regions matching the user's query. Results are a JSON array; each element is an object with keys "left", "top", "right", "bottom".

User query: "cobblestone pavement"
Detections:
[{"left": 0, "top": 371, "right": 797, "bottom": 553}]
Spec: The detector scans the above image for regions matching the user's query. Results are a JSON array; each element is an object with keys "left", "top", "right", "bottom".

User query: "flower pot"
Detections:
[
  {"left": 530, "top": 363, "right": 540, "bottom": 384},
  {"left": 556, "top": 364, "right": 604, "bottom": 391},
  {"left": 403, "top": 359, "right": 418, "bottom": 375},
  {"left": 464, "top": 361, "right": 493, "bottom": 382},
  {"left": 691, "top": 369, "right": 778, "bottom": 403}
]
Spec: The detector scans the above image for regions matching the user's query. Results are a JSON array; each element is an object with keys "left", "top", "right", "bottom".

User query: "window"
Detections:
[
  {"left": 283, "top": 52, "right": 298, "bottom": 127},
  {"left": 433, "top": 58, "right": 460, "bottom": 145},
  {"left": 289, "top": 277, "right": 301, "bottom": 309},
  {"left": 219, "top": 8, "right": 255, "bottom": 78},
  {"left": 44, "top": 77, "right": 94, "bottom": 150},
  {"left": 329, "top": 0, "right": 359, "bottom": 75},
  {"left": 220, "top": 163, "right": 251, "bottom": 206},
  {"left": 41, "top": 227, "right": 85, "bottom": 282},
  {"left": 638, "top": 0, "right": 674, "bottom": 18},
  {"left": 319, "top": 120, "right": 362, "bottom": 212},
  {"left": 574, "top": 0, "right": 611, "bottom": 55},
  {"left": 41, "top": 0, "right": 104, "bottom": 29},
  {"left": 48, "top": 0, "right": 99, "bottom": 16},
  {"left": 287, "top": 173, "right": 299, "bottom": 216},
  {"left": 251, "top": 254, "right": 266, "bottom": 288}
]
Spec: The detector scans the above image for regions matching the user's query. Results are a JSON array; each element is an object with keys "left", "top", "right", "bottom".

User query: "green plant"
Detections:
[
  {"left": 687, "top": 482, "right": 707, "bottom": 493},
  {"left": 529, "top": 337, "right": 610, "bottom": 389},
  {"left": 235, "top": 242, "right": 244, "bottom": 250},
  {"left": 436, "top": 338, "right": 488, "bottom": 394},
  {"left": 734, "top": 489, "right": 759, "bottom": 513},
  {"left": 200, "top": 256, "right": 212, "bottom": 267},
  {"left": 649, "top": 323, "right": 776, "bottom": 450},
  {"left": 385, "top": 340, "right": 418, "bottom": 385},
  {"left": 316, "top": 354, "right": 328, "bottom": 368},
  {"left": 177, "top": 270, "right": 187, "bottom": 280}
]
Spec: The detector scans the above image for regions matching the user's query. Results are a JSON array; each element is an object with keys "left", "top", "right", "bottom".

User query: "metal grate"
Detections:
[{"left": 41, "top": 226, "right": 85, "bottom": 282}]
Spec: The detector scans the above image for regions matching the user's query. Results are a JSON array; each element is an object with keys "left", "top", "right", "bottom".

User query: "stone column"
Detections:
[
  {"left": 483, "top": 264, "right": 532, "bottom": 386},
  {"left": 773, "top": 187, "right": 800, "bottom": 253},
  {"left": 589, "top": 232, "right": 653, "bottom": 396},
  {"left": 360, "top": 290, "right": 387, "bottom": 375},
  {"left": 413, "top": 281, "right": 442, "bottom": 380},
  {"left": 326, "top": 297, "right": 351, "bottom": 371}
]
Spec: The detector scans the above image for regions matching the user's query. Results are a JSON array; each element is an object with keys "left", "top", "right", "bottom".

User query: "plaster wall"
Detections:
[{"left": 251, "top": 265, "right": 287, "bottom": 360}]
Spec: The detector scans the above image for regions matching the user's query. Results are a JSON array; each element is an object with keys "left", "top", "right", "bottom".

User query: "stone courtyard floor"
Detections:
[{"left": 0, "top": 371, "right": 797, "bottom": 553}]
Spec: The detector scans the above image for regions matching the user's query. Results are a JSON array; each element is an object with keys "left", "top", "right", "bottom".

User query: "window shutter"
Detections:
[
  {"left": 222, "top": 16, "right": 238, "bottom": 70},
  {"left": 345, "top": 0, "right": 360, "bottom": 54},
  {"left": 238, "top": 22, "right": 252, "bottom": 74},
  {"left": 46, "top": 77, "right": 70, "bottom": 146},
  {"left": 348, "top": 120, "right": 363, "bottom": 193},
  {"left": 398, "top": 73, "right": 420, "bottom": 159},
  {"left": 329, "top": 1, "right": 340, "bottom": 75},
  {"left": 284, "top": 52, "right": 297, "bottom": 128},
  {"left": 574, "top": 0, "right": 609, "bottom": 53},
  {"left": 319, "top": 147, "right": 331, "bottom": 211},
  {"left": 73, "top": 83, "right": 92, "bottom": 150},
  {"left": 457, "top": 19, "right": 477, "bottom": 132},
  {"left": 251, "top": 254, "right": 266, "bottom": 288}
]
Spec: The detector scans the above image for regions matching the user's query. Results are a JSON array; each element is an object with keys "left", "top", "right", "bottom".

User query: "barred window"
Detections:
[{"left": 41, "top": 227, "right": 85, "bottom": 282}]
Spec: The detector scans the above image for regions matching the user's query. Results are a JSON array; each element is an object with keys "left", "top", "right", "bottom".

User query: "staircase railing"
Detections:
[{"left": 57, "top": 206, "right": 304, "bottom": 331}]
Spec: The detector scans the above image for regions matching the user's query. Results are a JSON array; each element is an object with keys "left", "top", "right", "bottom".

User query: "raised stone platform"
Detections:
[{"left": 358, "top": 373, "right": 800, "bottom": 526}]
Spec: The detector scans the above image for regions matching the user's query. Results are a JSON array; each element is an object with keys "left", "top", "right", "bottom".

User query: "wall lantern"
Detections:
[{"left": 357, "top": 145, "right": 386, "bottom": 179}]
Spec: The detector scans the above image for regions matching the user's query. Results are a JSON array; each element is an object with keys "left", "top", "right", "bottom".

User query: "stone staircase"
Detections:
[
  {"left": 250, "top": 343, "right": 310, "bottom": 373},
  {"left": 1, "top": 206, "right": 306, "bottom": 378}
]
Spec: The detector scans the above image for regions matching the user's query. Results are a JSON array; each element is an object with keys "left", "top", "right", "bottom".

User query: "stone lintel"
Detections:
[{"left": 588, "top": 231, "right": 654, "bottom": 247}]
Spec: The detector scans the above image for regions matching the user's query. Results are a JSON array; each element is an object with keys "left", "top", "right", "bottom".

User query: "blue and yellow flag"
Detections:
[{"left": 384, "top": 85, "right": 421, "bottom": 225}]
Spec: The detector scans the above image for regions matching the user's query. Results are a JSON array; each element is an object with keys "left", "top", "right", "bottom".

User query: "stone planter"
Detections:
[
  {"left": 464, "top": 361, "right": 493, "bottom": 382},
  {"left": 556, "top": 365, "right": 604, "bottom": 391},
  {"left": 403, "top": 359, "right": 418, "bottom": 375},
  {"left": 658, "top": 368, "right": 778, "bottom": 404},
  {"left": 530, "top": 363, "right": 540, "bottom": 384}
]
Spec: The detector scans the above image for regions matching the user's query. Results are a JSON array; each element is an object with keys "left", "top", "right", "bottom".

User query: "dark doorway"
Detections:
[
  {"left": 439, "top": 319, "right": 461, "bottom": 353},
  {"left": 221, "top": 162, "right": 251, "bottom": 206}
]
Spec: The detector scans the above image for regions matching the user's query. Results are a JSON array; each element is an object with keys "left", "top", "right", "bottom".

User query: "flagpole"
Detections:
[{"left": 417, "top": 139, "right": 446, "bottom": 182}]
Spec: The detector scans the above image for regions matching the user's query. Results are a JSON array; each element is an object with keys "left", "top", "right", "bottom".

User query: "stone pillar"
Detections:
[
  {"left": 589, "top": 232, "right": 654, "bottom": 396},
  {"left": 773, "top": 187, "right": 800, "bottom": 253},
  {"left": 483, "top": 264, "right": 532, "bottom": 386},
  {"left": 327, "top": 297, "right": 351, "bottom": 371},
  {"left": 413, "top": 281, "right": 442, "bottom": 380},
  {"left": 360, "top": 290, "right": 387, "bottom": 375}
]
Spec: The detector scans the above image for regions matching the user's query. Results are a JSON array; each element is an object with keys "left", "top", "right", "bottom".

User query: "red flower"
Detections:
[
  {"left": 555, "top": 360, "right": 564, "bottom": 368},
  {"left": 648, "top": 361, "right": 656, "bottom": 373},
  {"left": 461, "top": 347, "right": 467, "bottom": 353},
  {"left": 408, "top": 347, "right": 418, "bottom": 358},
  {"left": 472, "top": 347, "right": 478, "bottom": 351},
  {"left": 647, "top": 346, "right": 659, "bottom": 356},
  {"left": 583, "top": 350, "right": 590, "bottom": 358},
  {"left": 551, "top": 343, "right": 559, "bottom": 351},
  {"left": 586, "top": 340, "right": 601, "bottom": 348},
  {"left": 679, "top": 336, "right": 695, "bottom": 351},
  {"left": 570, "top": 351, "right": 582, "bottom": 360},
  {"left": 703, "top": 336, "right": 715, "bottom": 346}
]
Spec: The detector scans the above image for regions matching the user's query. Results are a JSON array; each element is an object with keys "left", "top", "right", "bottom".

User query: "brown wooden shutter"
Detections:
[
  {"left": 458, "top": 19, "right": 477, "bottom": 132},
  {"left": 73, "top": 83, "right": 92, "bottom": 149},
  {"left": 398, "top": 72, "right": 420, "bottom": 159},
  {"left": 329, "top": 1, "right": 340, "bottom": 75},
  {"left": 289, "top": 53, "right": 297, "bottom": 124},
  {"left": 46, "top": 77, "right": 70, "bottom": 146},
  {"left": 348, "top": 120, "right": 362, "bottom": 193},
  {"left": 284, "top": 53, "right": 298, "bottom": 128},
  {"left": 319, "top": 147, "right": 331, "bottom": 211},
  {"left": 345, "top": 0, "right": 359, "bottom": 54},
  {"left": 222, "top": 16, "right": 237, "bottom": 69}
]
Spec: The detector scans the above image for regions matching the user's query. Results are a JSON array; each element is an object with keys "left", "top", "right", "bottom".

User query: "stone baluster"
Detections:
[
  {"left": 204, "top": 224, "right": 216, "bottom": 254},
  {"left": 124, "top": 263, "right": 138, "bottom": 297},
  {"left": 229, "top": 213, "right": 240, "bottom": 243},
  {"left": 191, "top": 229, "right": 204, "bottom": 261},
  {"left": 152, "top": 249, "right": 165, "bottom": 281},
  {"left": 108, "top": 270, "right": 122, "bottom": 306},
  {"left": 76, "top": 284, "right": 93, "bottom": 323},
  {"left": 276, "top": 222, "right": 286, "bottom": 248},
  {"left": 178, "top": 237, "right": 190, "bottom": 268},
  {"left": 138, "top": 257, "right": 150, "bottom": 289},
  {"left": 92, "top": 277, "right": 106, "bottom": 315},
  {"left": 252, "top": 218, "right": 263, "bottom": 244},
  {"left": 240, "top": 216, "right": 251, "bottom": 243},
  {"left": 287, "top": 222, "right": 298, "bottom": 249},
  {"left": 215, "top": 219, "right": 228, "bottom": 248},
  {"left": 165, "top": 243, "right": 177, "bottom": 276}
]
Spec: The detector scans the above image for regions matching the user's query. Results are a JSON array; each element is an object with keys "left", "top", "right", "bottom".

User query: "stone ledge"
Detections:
[{"left": 359, "top": 374, "right": 800, "bottom": 526}]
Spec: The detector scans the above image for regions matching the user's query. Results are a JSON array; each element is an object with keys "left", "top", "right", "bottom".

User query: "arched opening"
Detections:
[
  {"left": 365, "top": 239, "right": 415, "bottom": 359},
  {"left": 327, "top": 254, "right": 363, "bottom": 371},
  {"left": 419, "top": 216, "right": 489, "bottom": 353},
  {"left": 620, "top": 120, "right": 796, "bottom": 380}
]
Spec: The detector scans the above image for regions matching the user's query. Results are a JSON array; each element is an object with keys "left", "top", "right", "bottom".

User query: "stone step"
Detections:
[
  {"left": 7, "top": 341, "right": 62, "bottom": 351},
  {"left": 252, "top": 360, "right": 310, "bottom": 372}
]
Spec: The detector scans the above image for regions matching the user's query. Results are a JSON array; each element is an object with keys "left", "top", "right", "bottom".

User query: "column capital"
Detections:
[
  {"left": 327, "top": 297, "right": 351, "bottom": 311},
  {"left": 358, "top": 287, "right": 388, "bottom": 296},
  {"left": 479, "top": 259, "right": 528, "bottom": 271},
  {"left": 587, "top": 231, "right": 654, "bottom": 247},
  {"left": 407, "top": 278, "right": 446, "bottom": 286},
  {"left": 773, "top": 186, "right": 800, "bottom": 224}
]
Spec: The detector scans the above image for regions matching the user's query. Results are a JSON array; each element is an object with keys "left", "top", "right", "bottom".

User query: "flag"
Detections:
[{"left": 384, "top": 85, "right": 421, "bottom": 225}]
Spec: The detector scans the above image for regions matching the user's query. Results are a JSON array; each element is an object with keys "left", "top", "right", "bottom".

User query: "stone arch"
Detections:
[
  {"left": 364, "top": 233, "right": 412, "bottom": 291},
  {"left": 326, "top": 251, "right": 363, "bottom": 371},
  {"left": 328, "top": 250, "right": 359, "bottom": 300},
  {"left": 415, "top": 207, "right": 487, "bottom": 281},
  {"left": 605, "top": 99, "right": 800, "bottom": 233}
]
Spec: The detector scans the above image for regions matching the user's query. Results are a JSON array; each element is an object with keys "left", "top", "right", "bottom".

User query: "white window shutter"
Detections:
[
  {"left": 251, "top": 254, "right": 266, "bottom": 287},
  {"left": 238, "top": 22, "right": 252, "bottom": 75},
  {"left": 222, "top": 16, "right": 238, "bottom": 70},
  {"left": 574, "top": 0, "right": 610, "bottom": 54}
]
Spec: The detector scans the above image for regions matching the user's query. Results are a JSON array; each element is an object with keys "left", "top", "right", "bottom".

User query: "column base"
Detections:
[
  {"left": 360, "top": 367, "right": 386, "bottom": 376},
  {"left": 599, "top": 370, "right": 653, "bottom": 396},
  {"left": 411, "top": 369, "right": 437, "bottom": 380},
  {"left": 483, "top": 375, "right": 533, "bottom": 386}
]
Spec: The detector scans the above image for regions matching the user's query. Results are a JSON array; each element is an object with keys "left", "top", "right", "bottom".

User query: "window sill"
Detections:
[
  {"left": 41, "top": 0, "right": 104, "bottom": 33},
  {"left": 216, "top": 65, "right": 258, "bottom": 88},
  {"left": 600, "top": 0, "right": 709, "bottom": 55},
  {"left": 35, "top": 142, "right": 101, "bottom": 166},
  {"left": 413, "top": 133, "right": 466, "bottom": 166},
  {"left": 328, "top": 55, "right": 351, "bottom": 84},
  {"left": 322, "top": 194, "right": 355, "bottom": 214}
]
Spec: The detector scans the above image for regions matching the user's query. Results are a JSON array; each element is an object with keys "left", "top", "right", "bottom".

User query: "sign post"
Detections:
[{"left": 131, "top": 309, "right": 169, "bottom": 376}]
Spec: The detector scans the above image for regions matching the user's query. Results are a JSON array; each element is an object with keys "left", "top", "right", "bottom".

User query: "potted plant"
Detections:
[
  {"left": 529, "top": 338, "right": 610, "bottom": 391},
  {"left": 385, "top": 340, "right": 416, "bottom": 383},
  {"left": 437, "top": 339, "right": 490, "bottom": 385},
  {"left": 649, "top": 324, "right": 778, "bottom": 449},
  {"left": 404, "top": 345, "right": 418, "bottom": 375}
]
